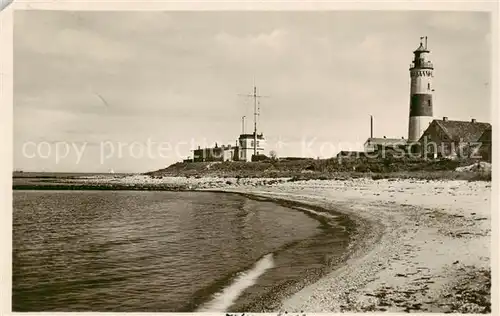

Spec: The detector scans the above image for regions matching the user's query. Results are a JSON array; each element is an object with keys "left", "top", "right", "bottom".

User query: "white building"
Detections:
[{"left": 238, "top": 133, "right": 266, "bottom": 162}]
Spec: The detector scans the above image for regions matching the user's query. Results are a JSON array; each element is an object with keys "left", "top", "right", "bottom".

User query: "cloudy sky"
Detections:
[{"left": 14, "top": 10, "right": 491, "bottom": 173}]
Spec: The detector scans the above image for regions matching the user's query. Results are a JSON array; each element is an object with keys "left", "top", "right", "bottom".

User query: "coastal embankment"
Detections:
[
  {"left": 146, "top": 158, "right": 492, "bottom": 182},
  {"left": 13, "top": 173, "right": 493, "bottom": 313}
]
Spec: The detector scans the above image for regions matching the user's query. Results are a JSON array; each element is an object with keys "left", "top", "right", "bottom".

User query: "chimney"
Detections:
[
  {"left": 443, "top": 117, "right": 448, "bottom": 122},
  {"left": 471, "top": 118, "right": 476, "bottom": 123},
  {"left": 370, "top": 115, "right": 374, "bottom": 138}
]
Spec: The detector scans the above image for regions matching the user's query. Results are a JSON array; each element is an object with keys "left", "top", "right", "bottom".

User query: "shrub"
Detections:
[{"left": 251, "top": 154, "right": 269, "bottom": 162}]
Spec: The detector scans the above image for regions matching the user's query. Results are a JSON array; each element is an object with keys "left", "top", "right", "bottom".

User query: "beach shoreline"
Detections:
[
  {"left": 12, "top": 175, "right": 492, "bottom": 312},
  {"left": 220, "top": 192, "right": 370, "bottom": 312},
  {"left": 217, "top": 179, "right": 491, "bottom": 313}
]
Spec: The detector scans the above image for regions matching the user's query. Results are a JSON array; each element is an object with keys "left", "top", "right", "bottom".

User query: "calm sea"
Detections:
[{"left": 13, "top": 190, "right": 352, "bottom": 312}]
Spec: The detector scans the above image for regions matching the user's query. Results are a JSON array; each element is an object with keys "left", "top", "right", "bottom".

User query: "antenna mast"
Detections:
[
  {"left": 253, "top": 86, "right": 258, "bottom": 157},
  {"left": 238, "top": 85, "right": 269, "bottom": 159}
]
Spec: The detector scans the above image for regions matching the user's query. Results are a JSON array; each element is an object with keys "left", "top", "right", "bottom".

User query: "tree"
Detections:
[{"left": 269, "top": 150, "right": 278, "bottom": 160}]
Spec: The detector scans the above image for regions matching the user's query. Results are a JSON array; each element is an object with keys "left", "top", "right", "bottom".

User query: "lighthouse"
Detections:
[{"left": 408, "top": 36, "right": 434, "bottom": 142}]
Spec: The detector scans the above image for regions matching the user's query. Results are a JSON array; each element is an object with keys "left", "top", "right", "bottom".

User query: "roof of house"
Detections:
[
  {"left": 193, "top": 144, "right": 237, "bottom": 152},
  {"left": 365, "top": 138, "right": 408, "bottom": 146},
  {"left": 433, "top": 120, "right": 491, "bottom": 143},
  {"left": 478, "top": 126, "right": 492, "bottom": 143}
]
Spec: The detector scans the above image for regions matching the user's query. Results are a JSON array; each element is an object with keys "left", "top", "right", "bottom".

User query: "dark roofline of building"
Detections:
[
  {"left": 422, "top": 119, "right": 492, "bottom": 143},
  {"left": 193, "top": 144, "right": 238, "bottom": 152},
  {"left": 433, "top": 119, "right": 491, "bottom": 135},
  {"left": 365, "top": 137, "right": 408, "bottom": 145},
  {"left": 433, "top": 118, "right": 490, "bottom": 124},
  {"left": 239, "top": 133, "right": 265, "bottom": 140}
]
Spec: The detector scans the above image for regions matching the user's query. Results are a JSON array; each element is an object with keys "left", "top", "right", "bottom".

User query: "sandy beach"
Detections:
[
  {"left": 14, "top": 174, "right": 492, "bottom": 312},
  {"left": 162, "top": 176, "right": 492, "bottom": 313},
  {"left": 220, "top": 178, "right": 492, "bottom": 313}
]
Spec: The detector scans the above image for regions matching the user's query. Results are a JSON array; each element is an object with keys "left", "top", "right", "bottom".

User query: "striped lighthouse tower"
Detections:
[{"left": 408, "top": 36, "right": 434, "bottom": 142}]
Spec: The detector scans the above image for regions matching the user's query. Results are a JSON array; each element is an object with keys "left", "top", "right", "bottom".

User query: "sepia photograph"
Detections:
[{"left": 3, "top": 3, "right": 497, "bottom": 314}]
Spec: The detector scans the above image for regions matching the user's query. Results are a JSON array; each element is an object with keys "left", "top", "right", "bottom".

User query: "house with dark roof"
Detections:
[
  {"left": 418, "top": 117, "right": 491, "bottom": 159},
  {"left": 192, "top": 143, "right": 239, "bottom": 162}
]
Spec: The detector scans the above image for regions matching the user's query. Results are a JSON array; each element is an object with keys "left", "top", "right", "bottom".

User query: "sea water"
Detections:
[{"left": 13, "top": 190, "right": 352, "bottom": 312}]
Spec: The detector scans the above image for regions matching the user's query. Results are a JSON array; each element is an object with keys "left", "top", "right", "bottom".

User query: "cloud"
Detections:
[
  {"left": 213, "top": 29, "right": 291, "bottom": 66},
  {"left": 425, "top": 11, "right": 490, "bottom": 33},
  {"left": 216, "top": 29, "right": 289, "bottom": 48},
  {"left": 16, "top": 24, "right": 135, "bottom": 63},
  {"left": 13, "top": 11, "right": 492, "bottom": 172}
]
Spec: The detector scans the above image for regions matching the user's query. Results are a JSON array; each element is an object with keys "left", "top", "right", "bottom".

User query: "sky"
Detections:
[{"left": 13, "top": 10, "right": 492, "bottom": 173}]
